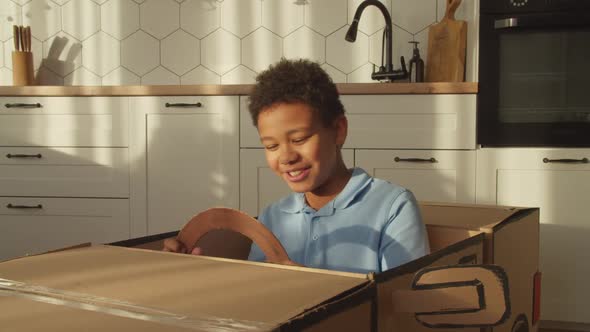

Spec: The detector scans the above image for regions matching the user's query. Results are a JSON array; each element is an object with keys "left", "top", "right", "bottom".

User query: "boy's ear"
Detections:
[{"left": 334, "top": 115, "right": 348, "bottom": 147}]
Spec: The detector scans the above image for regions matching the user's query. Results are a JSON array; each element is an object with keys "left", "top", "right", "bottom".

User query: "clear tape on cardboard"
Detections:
[{"left": 0, "top": 278, "right": 273, "bottom": 332}]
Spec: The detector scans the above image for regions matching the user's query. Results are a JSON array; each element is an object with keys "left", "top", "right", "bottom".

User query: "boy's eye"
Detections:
[
  {"left": 264, "top": 144, "right": 278, "bottom": 151},
  {"left": 292, "top": 137, "right": 309, "bottom": 144}
]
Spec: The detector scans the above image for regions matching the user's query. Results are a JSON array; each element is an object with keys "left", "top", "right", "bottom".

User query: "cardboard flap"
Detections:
[
  {"left": 0, "top": 245, "right": 369, "bottom": 330},
  {"left": 420, "top": 202, "right": 521, "bottom": 230}
]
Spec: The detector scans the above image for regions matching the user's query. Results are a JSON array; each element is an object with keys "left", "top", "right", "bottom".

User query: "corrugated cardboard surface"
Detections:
[
  {"left": 0, "top": 245, "right": 369, "bottom": 331},
  {"left": 420, "top": 202, "right": 518, "bottom": 230},
  {"left": 375, "top": 233, "right": 486, "bottom": 332},
  {"left": 492, "top": 209, "right": 540, "bottom": 332}
]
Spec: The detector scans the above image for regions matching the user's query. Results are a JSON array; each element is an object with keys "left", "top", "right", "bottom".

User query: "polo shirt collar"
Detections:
[{"left": 280, "top": 168, "right": 372, "bottom": 214}]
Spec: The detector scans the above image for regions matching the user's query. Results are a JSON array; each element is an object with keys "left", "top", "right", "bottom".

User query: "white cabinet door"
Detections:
[
  {"left": 239, "top": 95, "right": 477, "bottom": 150},
  {"left": 0, "top": 97, "right": 128, "bottom": 147},
  {"left": 0, "top": 197, "right": 129, "bottom": 261},
  {"left": 476, "top": 148, "right": 590, "bottom": 323},
  {"left": 0, "top": 147, "right": 129, "bottom": 198},
  {"left": 240, "top": 149, "right": 354, "bottom": 217},
  {"left": 130, "top": 97, "right": 239, "bottom": 235},
  {"left": 356, "top": 149, "right": 476, "bottom": 203}
]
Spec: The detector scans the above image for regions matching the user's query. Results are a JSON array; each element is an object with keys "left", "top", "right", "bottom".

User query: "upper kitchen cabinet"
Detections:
[
  {"left": 476, "top": 148, "right": 590, "bottom": 324},
  {"left": 129, "top": 96, "right": 239, "bottom": 236},
  {"left": 241, "top": 94, "right": 476, "bottom": 150}
]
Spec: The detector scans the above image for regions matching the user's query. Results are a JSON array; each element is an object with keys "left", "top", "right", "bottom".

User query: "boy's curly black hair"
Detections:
[{"left": 248, "top": 58, "right": 345, "bottom": 127}]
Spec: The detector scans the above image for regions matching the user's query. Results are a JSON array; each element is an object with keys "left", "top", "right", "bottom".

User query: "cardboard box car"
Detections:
[{"left": 0, "top": 202, "right": 540, "bottom": 332}]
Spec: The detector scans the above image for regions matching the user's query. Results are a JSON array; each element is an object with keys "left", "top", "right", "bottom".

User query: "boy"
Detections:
[{"left": 165, "top": 59, "right": 429, "bottom": 274}]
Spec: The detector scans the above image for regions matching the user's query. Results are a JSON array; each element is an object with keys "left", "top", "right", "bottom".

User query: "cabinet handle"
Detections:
[
  {"left": 542, "top": 158, "right": 588, "bottom": 164},
  {"left": 165, "top": 102, "right": 202, "bottom": 108},
  {"left": 4, "top": 103, "right": 42, "bottom": 108},
  {"left": 7, "top": 203, "right": 43, "bottom": 209},
  {"left": 394, "top": 157, "right": 437, "bottom": 163},
  {"left": 6, "top": 153, "right": 42, "bottom": 159}
]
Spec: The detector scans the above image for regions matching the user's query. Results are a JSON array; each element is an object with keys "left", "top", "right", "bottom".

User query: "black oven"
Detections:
[{"left": 478, "top": 0, "right": 590, "bottom": 146}]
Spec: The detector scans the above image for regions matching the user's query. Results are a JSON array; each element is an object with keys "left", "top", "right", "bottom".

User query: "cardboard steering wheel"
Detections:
[{"left": 177, "top": 208, "right": 297, "bottom": 266}]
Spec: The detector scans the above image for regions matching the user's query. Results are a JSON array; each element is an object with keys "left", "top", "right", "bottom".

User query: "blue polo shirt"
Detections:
[{"left": 248, "top": 168, "right": 429, "bottom": 274}]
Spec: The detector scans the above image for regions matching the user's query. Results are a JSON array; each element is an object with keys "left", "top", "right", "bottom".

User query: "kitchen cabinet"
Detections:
[
  {"left": 356, "top": 149, "right": 476, "bottom": 203},
  {"left": 239, "top": 94, "right": 477, "bottom": 215},
  {"left": 129, "top": 96, "right": 239, "bottom": 236},
  {"left": 240, "top": 149, "right": 354, "bottom": 217},
  {"left": 0, "top": 97, "right": 130, "bottom": 261},
  {"left": 476, "top": 148, "right": 590, "bottom": 324},
  {"left": 0, "top": 197, "right": 129, "bottom": 260}
]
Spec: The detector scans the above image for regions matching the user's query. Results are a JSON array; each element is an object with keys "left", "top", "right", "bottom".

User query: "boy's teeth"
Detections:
[{"left": 289, "top": 170, "right": 302, "bottom": 176}]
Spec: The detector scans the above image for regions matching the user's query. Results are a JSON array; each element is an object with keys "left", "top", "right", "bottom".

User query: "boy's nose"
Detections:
[{"left": 279, "top": 149, "right": 298, "bottom": 165}]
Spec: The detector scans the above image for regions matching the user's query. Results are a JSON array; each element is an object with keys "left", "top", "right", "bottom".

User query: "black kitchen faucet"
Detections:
[{"left": 345, "top": 0, "right": 408, "bottom": 82}]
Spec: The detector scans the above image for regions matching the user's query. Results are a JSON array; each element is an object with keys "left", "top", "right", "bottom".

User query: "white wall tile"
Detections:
[
  {"left": 283, "top": 26, "right": 325, "bottom": 64},
  {"left": 140, "top": 0, "right": 179, "bottom": 39},
  {"left": 242, "top": 28, "right": 282, "bottom": 73},
  {"left": 41, "top": 32, "right": 82, "bottom": 75},
  {"left": 23, "top": 0, "right": 62, "bottom": 41},
  {"left": 321, "top": 63, "right": 346, "bottom": 83},
  {"left": 262, "top": 0, "right": 304, "bottom": 38},
  {"left": 121, "top": 30, "right": 159, "bottom": 75},
  {"left": 1, "top": 2, "right": 23, "bottom": 42},
  {"left": 326, "top": 26, "right": 368, "bottom": 74},
  {"left": 102, "top": 0, "right": 140, "bottom": 40},
  {"left": 36, "top": 66, "right": 64, "bottom": 85},
  {"left": 201, "top": 29, "right": 240, "bottom": 75},
  {"left": 181, "top": 65, "right": 220, "bottom": 84},
  {"left": 181, "top": 0, "right": 220, "bottom": 39},
  {"left": 141, "top": 66, "right": 179, "bottom": 85},
  {"left": 305, "top": 0, "right": 347, "bottom": 36},
  {"left": 348, "top": 0, "right": 390, "bottom": 36},
  {"left": 161, "top": 30, "right": 199, "bottom": 75},
  {"left": 103, "top": 67, "right": 140, "bottom": 85},
  {"left": 348, "top": 62, "right": 374, "bottom": 83},
  {"left": 391, "top": 0, "right": 435, "bottom": 34},
  {"left": 221, "top": 65, "right": 256, "bottom": 84},
  {"left": 0, "top": 0, "right": 476, "bottom": 85},
  {"left": 221, "top": 0, "right": 261, "bottom": 38},
  {"left": 82, "top": 31, "right": 120, "bottom": 76},
  {"left": 12, "top": 1, "right": 33, "bottom": 6},
  {"left": 64, "top": 67, "right": 101, "bottom": 85},
  {"left": 0, "top": 67, "right": 11, "bottom": 85},
  {"left": 62, "top": 0, "right": 100, "bottom": 41}
]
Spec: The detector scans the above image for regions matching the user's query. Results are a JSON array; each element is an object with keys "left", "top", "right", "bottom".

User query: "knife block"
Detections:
[{"left": 12, "top": 51, "right": 35, "bottom": 86}]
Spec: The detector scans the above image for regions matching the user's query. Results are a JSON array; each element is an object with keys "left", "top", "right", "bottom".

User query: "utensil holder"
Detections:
[{"left": 12, "top": 51, "right": 35, "bottom": 86}]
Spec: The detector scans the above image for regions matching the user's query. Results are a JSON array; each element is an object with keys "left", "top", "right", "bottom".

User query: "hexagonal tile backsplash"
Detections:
[{"left": 0, "top": 0, "right": 477, "bottom": 86}]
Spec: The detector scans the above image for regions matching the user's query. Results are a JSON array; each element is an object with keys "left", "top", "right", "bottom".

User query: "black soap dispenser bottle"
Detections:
[{"left": 408, "top": 41, "right": 424, "bottom": 82}]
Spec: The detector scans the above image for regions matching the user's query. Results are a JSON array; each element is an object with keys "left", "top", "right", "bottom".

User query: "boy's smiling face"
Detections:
[{"left": 258, "top": 102, "right": 348, "bottom": 198}]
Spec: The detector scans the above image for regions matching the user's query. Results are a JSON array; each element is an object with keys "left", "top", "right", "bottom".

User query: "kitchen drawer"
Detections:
[
  {"left": 0, "top": 147, "right": 129, "bottom": 197},
  {"left": 356, "top": 149, "right": 476, "bottom": 203},
  {"left": 0, "top": 97, "right": 128, "bottom": 147},
  {"left": 240, "top": 95, "right": 476, "bottom": 149},
  {"left": 0, "top": 197, "right": 130, "bottom": 261},
  {"left": 131, "top": 95, "right": 237, "bottom": 114}
]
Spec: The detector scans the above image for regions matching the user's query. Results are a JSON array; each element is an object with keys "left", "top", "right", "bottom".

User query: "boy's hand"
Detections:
[
  {"left": 162, "top": 237, "right": 203, "bottom": 255},
  {"left": 163, "top": 237, "right": 187, "bottom": 253}
]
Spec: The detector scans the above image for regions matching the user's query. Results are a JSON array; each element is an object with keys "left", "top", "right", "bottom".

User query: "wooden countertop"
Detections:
[{"left": 0, "top": 82, "right": 477, "bottom": 96}]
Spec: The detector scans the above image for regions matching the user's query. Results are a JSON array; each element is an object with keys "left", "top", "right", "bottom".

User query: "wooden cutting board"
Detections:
[{"left": 426, "top": 0, "right": 467, "bottom": 82}]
